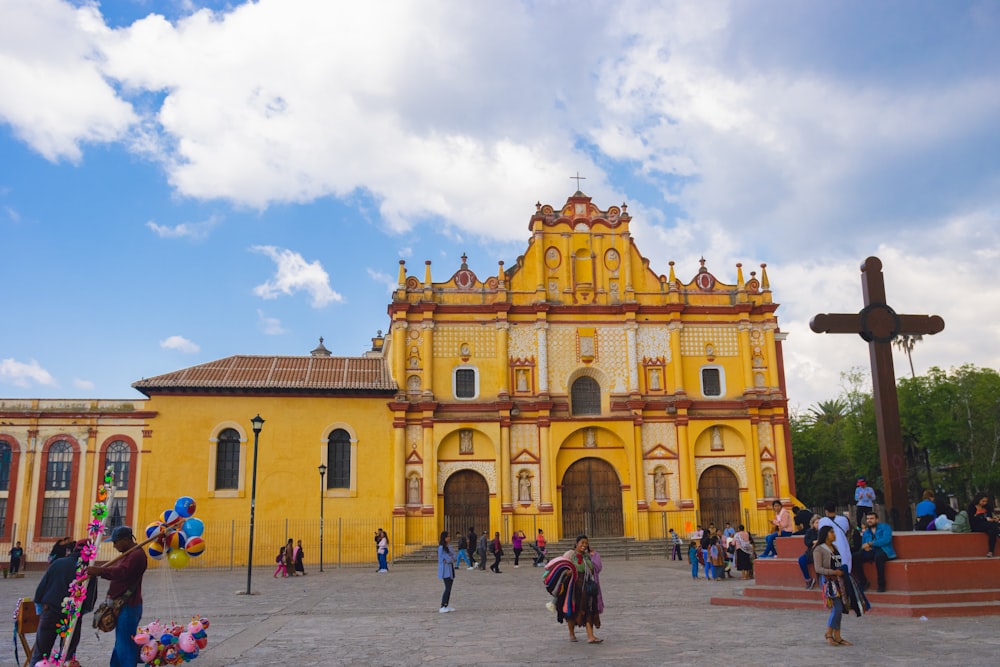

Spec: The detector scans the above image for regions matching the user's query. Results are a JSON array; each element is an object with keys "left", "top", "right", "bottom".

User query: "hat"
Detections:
[
  {"left": 110, "top": 526, "right": 135, "bottom": 542},
  {"left": 856, "top": 477, "right": 866, "bottom": 486}
]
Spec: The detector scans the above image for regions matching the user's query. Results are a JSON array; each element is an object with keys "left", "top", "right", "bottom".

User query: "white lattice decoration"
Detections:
[
  {"left": 508, "top": 324, "right": 536, "bottom": 359},
  {"left": 438, "top": 460, "right": 496, "bottom": 494},
  {"left": 637, "top": 324, "right": 672, "bottom": 363},
  {"left": 679, "top": 326, "right": 739, "bottom": 356},
  {"left": 695, "top": 457, "right": 747, "bottom": 488},
  {"left": 432, "top": 326, "right": 497, "bottom": 358},
  {"left": 645, "top": 459, "right": 679, "bottom": 501},
  {"left": 596, "top": 327, "right": 629, "bottom": 392},
  {"left": 545, "top": 326, "right": 577, "bottom": 393},
  {"left": 757, "top": 422, "right": 773, "bottom": 456},
  {"left": 642, "top": 422, "right": 676, "bottom": 454},
  {"left": 510, "top": 424, "right": 538, "bottom": 457},
  {"left": 406, "top": 425, "right": 422, "bottom": 451}
]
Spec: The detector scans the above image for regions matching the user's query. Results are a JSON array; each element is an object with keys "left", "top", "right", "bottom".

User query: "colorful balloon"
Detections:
[
  {"left": 178, "top": 632, "right": 196, "bottom": 653},
  {"left": 148, "top": 543, "right": 166, "bottom": 560},
  {"left": 183, "top": 517, "right": 204, "bottom": 538},
  {"left": 184, "top": 536, "right": 205, "bottom": 557},
  {"left": 174, "top": 496, "right": 197, "bottom": 519},
  {"left": 167, "top": 530, "right": 188, "bottom": 551},
  {"left": 167, "top": 549, "right": 190, "bottom": 569},
  {"left": 140, "top": 642, "right": 158, "bottom": 663},
  {"left": 160, "top": 509, "right": 183, "bottom": 526}
]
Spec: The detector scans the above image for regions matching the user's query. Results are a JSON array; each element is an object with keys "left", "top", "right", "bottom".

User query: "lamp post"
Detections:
[
  {"left": 245, "top": 414, "right": 265, "bottom": 595},
  {"left": 318, "top": 464, "right": 327, "bottom": 572}
]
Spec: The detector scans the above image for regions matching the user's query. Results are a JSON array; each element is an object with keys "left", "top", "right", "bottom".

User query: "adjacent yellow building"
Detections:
[{"left": 0, "top": 191, "right": 796, "bottom": 566}]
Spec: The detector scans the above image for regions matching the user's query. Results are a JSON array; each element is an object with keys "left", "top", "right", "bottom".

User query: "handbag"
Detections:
[
  {"left": 92, "top": 586, "right": 134, "bottom": 633},
  {"left": 583, "top": 576, "right": 599, "bottom": 596}
]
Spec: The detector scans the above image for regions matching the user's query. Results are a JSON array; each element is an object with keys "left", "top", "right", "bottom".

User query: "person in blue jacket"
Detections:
[
  {"left": 852, "top": 510, "right": 896, "bottom": 592},
  {"left": 437, "top": 530, "right": 456, "bottom": 613}
]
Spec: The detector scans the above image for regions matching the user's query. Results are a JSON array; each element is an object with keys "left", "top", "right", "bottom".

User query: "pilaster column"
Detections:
[
  {"left": 496, "top": 321, "right": 510, "bottom": 396},
  {"left": 392, "top": 320, "right": 408, "bottom": 388},
  {"left": 676, "top": 414, "right": 693, "bottom": 502},
  {"left": 764, "top": 324, "right": 780, "bottom": 388},
  {"left": 539, "top": 419, "right": 554, "bottom": 511},
  {"left": 625, "top": 322, "right": 639, "bottom": 392},
  {"left": 668, "top": 321, "right": 683, "bottom": 393},
  {"left": 421, "top": 320, "right": 434, "bottom": 395},
  {"left": 738, "top": 323, "right": 754, "bottom": 392},
  {"left": 500, "top": 422, "right": 511, "bottom": 510},
  {"left": 393, "top": 424, "right": 406, "bottom": 512},
  {"left": 535, "top": 321, "right": 549, "bottom": 394}
]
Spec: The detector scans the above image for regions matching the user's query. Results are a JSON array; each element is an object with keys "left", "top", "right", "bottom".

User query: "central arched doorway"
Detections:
[
  {"left": 698, "top": 465, "right": 741, "bottom": 529},
  {"left": 443, "top": 470, "right": 490, "bottom": 535},
  {"left": 561, "top": 457, "right": 624, "bottom": 537}
]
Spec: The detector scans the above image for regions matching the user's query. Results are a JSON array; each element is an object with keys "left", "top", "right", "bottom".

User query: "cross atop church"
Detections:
[
  {"left": 570, "top": 172, "right": 587, "bottom": 191},
  {"left": 810, "top": 256, "right": 944, "bottom": 531}
]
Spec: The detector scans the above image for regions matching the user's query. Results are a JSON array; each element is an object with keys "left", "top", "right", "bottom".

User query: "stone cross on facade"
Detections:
[{"left": 810, "top": 256, "right": 944, "bottom": 531}]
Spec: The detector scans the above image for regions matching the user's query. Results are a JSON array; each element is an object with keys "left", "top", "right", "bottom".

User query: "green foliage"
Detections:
[{"left": 793, "top": 364, "right": 1000, "bottom": 508}]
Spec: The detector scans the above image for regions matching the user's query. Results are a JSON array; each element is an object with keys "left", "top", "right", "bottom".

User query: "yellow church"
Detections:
[{"left": 0, "top": 191, "right": 794, "bottom": 567}]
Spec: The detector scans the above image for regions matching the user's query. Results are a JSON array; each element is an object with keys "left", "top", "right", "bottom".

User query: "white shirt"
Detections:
[{"left": 818, "top": 514, "right": 853, "bottom": 573}]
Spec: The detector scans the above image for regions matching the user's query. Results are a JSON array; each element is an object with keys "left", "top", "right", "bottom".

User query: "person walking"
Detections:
[
  {"left": 512, "top": 530, "right": 526, "bottom": 567},
  {"left": 561, "top": 535, "right": 603, "bottom": 643},
  {"left": 376, "top": 528, "right": 389, "bottom": 573},
  {"left": 813, "top": 525, "right": 851, "bottom": 646},
  {"left": 273, "top": 546, "right": 288, "bottom": 577},
  {"left": 477, "top": 530, "right": 489, "bottom": 571},
  {"left": 31, "top": 540, "right": 97, "bottom": 666},
  {"left": 284, "top": 538, "right": 295, "bottom": 576},
  {"left": 437, "top": 530, "right": 456, "bottom": 613},
  {"left": 88, "top": 526, "right": 148, "bottom": 667},
  {"left": 734, "top": 524, "right": 755, "bottom": 579},
  {"left": 455, "top": 532, "right": 473, "bottom": 569},
  {"left": 293, "top": 539, "right": 306, "bottom": 575},
  {"left": 532, "top": 529, "right": 548, "bottom": 567},
  {"left": 466, "top": 527, "right": 478, "bottom": 569},
  {"left": 668, "top": 529, "right": 682, "bottom": 560},
  {"left": 489, "top": 531, "right": 504, "bottom": 573},
  {"left": 9, "top": 540, "right": 23, "bottom": 575}
]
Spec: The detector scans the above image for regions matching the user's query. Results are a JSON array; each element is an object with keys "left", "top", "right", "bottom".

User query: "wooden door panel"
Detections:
[
  {"left": 561, "top": 458, "right": 624, "bottom": 538},
  {"left": 444, "top": 471, "right": 489, "bottom": 535},
  {"left": 697, "top": 465, "right": 740, "bottom": 530}
]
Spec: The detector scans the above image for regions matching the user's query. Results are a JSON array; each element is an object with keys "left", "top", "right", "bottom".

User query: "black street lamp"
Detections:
[
  {"left": 245, "top": 414, "right": 265, "bottom": 595},
  {"left": 318, "top": 464, "right": 327, "bottom": 572}
]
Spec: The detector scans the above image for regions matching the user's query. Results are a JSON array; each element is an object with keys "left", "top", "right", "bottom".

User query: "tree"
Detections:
[{"left": 893, "top": 334, "right": 923, "bottom": 378}]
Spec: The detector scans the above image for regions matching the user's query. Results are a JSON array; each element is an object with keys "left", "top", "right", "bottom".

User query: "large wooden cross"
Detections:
[{"left": 810, "top": 256, "right": 944, "bottom": 531}]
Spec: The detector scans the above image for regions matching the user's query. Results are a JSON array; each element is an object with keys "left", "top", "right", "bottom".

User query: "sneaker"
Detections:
[
  {"left": 467, "top": 566, "right": 475, "bottom": 570},
  {"left": 806, "top": 579, "right": 816, "bottom": 590},
  {"left": 439, "top": 607, "right": 449, "bottom": 613},
  {"left": 445, "top": 606, "right": 455, "bottom": 612},
  {"left": 515, "top": 564, "right": 519, "bottom": 568}
]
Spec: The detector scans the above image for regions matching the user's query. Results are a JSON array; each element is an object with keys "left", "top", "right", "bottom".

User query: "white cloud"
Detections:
[
  {"left": 256, "top": 309, "right": 286, "bottom": 335},
  {"left": 4, "top": 207, "right": 20, "bottom": 223},
  {"left": 252, "top": 245, "right": 343, "bottom": 308},
  {"left": 73, "top": 378, "right": 95, "bottom": 390},
  {"left": 146, "top": 214, "right": 220, "bottom": 240},
  {"left": 366, "top": 268, "right": 398, "bottom": 295},
  {"left": 0, "top": 0, "right": 137, "bottom": 162},
  {"left": 160, "top": 335, "right": 200, "bottom": 353},
  {"left": 0, "top": 358, "right": 57, "bottom": 388}
]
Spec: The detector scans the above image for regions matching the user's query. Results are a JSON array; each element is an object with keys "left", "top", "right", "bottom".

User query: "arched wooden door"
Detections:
[
  {"left": 443, "top": 470, "right": 490, "bottom": 535},
  {"left": 561, "top": 457, "right": 624, "bottom": 538},
  {"left": 698, "top": 465, "right": 741, "bottom": 529}
]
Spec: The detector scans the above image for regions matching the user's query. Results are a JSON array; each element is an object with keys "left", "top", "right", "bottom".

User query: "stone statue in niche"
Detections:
[
  {"left": 518, "top": 471, "right": 532, "bottom": 502},
  {"left": 580, "top": 336, "right": 595, "bottom": 358},
  {"left": 762, "top": 469, "right": 776, "bottom": 498},
  {"left": 654, "top": 469, "right": 667, "bottom": 500},
  {"left": 649, "top": 368, "right": 661, "bottom": 391},
  {"left": 459, "top": 429, "right": 473, "bottom": 454},
  {"left": 711, "top": 426, "right": 723, "bottom": 451},
  {"left": 460, "top": 343, "right": 470, "bottom": 357},
  {"left": 516, "top": 369, "right": 529, "bottom": 392},
  {"left": 407, "top": 476, "right": 421, "bottom": 504},
  {"left": 406, "top": 375, "right": 421, "bottom": 391},
  {"left": 584, "top": 428, "right": 597, "bottom": 448}
]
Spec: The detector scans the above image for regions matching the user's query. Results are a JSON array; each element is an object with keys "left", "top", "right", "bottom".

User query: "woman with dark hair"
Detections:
[
  {"left": 915, "top": 490, "right": 937, "bottom": 530},
  {"left": 968, "top": 494, "right": 999, "bottom": 557},
  {"left": 437, "top": 530, "right": 456, "bottom": 613},
  {"left": 813, "top": 525, "right": 850, "bottom": 646},
  {"left": 489, "top": 531, "right": 503, "bottom": 573},
  {"left": 733, "top": 524, "right": 754, "bottom": 579},
  {"left": 560, "top": 535, "right": 603, "bottom": 643}
]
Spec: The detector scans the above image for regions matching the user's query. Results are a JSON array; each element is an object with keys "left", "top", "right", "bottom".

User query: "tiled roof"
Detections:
[{"left": 132, "top": 355, "right": 397, "bottom": 395}]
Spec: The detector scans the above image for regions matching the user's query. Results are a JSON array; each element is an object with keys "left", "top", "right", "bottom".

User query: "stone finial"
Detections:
[
  {"left": 397, "top": 260, "right": 406, "bottom": 285},
  {"left": 760, "top": 263, "right": 770, "bottom": 290},
  {"left": 311, "top": 337, "right": 332, "bottom": 357}
]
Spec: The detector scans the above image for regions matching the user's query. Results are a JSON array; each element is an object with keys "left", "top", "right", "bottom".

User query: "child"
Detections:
[
  {"left": 709, "top": 536, "right": 725, "bottom": 581},
  {"left": 669, "top": 529, "right": 682, "bottom": 560},
  {"left": 688, "top": 540, "right": 700, "bottom": 579},
  {"left": 274, "top": 546, "right": 288, "bottom": 578}
]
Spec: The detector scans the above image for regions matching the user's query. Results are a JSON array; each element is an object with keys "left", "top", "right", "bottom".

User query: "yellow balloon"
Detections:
[{"left": 167, "top": 549, "right": 190, "bottom": 569}]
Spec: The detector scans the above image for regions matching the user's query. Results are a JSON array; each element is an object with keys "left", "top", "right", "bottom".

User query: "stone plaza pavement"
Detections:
[{"left": 3, "top": 555, "right": 996, "bottom": 667}]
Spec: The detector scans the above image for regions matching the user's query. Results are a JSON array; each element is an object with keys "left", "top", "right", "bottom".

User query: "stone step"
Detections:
[{"left": 712, "top": 588, "right": 1000, "bottom": 617}]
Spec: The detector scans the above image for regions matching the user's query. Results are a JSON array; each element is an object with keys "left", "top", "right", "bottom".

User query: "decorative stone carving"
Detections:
[{"left": 439, "top": 461, "right": 496, "bottom": 494}]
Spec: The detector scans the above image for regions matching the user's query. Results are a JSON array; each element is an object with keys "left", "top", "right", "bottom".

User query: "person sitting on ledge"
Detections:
[
  {"left": 852, "top": 510, "right": 895, "bottom": 592},
  {"left": 968, "top": 493, "right": 999, "bottom": 557},
  {"left": 915, "top": 490, "right": 937, "bottom": 530},
  {"left": 759, "top": 500, "right": 793, "bottom": 558}
]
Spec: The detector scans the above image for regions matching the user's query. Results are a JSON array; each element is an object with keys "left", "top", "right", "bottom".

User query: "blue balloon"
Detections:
[
  {"left": 174, "top": 496, "right": 197, "bottom": 518},
  {"left": 184, "top": 517, "right": 205, "bottom": 538}
]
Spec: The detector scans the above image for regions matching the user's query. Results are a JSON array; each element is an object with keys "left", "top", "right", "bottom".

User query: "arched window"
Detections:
[
  {"left": 104, "top": 440, "right": 132, "bottom": 532},
  {"left": 41, "top": 440, "right": 73, "bottom": 537},
  {"left": 327, "top": 429, "right": 351, "bottom": 489},
  {"left": 571, "top": 376, "right": 601, "bottom": 415},
  {"left": 216, "top": 429, "right": 241, "bottom": 490},
  {"left": 0, "top": 440, "right": 10, "bottom": 539}
]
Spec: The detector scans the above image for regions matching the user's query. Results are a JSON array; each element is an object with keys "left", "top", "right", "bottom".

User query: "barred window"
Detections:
[
  {"left": 701, "top": 367, "right": 723, "bottom": 397},
  {"left": 571, "top": 376, "right": 601, "bottom": 415},
  {"left": 0, "top": 441, "right": 10, "bottom": 489},
  {"left": 328, "top": 429, "right": 351, "bottom": 489},
  {"left": 454, "top": 368, "right": 477, "bottom": 399},
  {"left": 105, "top": 440, "right": 131, "bottom": 488},
  {"left": 107, "top": 496, "right": 128, "bottom": 533},
  {"left": 215, "top": 428, "right": 241, "bottom": 490},
  {"left": 41, "top": 497, "right": 69, "bottom": 538},
  {"left": 45, "top": 441, "right": 73, "bottom": 490}
]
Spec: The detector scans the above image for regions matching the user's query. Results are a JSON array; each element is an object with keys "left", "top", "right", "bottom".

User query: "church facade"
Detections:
[{"left": 0, "top": 191, "right": 794, "bottom": 564}]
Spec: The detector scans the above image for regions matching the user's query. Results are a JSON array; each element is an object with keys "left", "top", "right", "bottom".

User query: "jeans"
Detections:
[
  {"left": 440, "top": 577, "right": 453, "bottom": 608},
  {"left": 798, "top": 551, "right": 813, "bottom": 580},
  {"left": 761, "top": 531, "right": 791, "bottom": 557},
  {"left": 826, "top": 595, "right": 843, "bottom": 630},
  {"left": 670, "top": 544, "right": 681, "bottom": 560},
  {"left": 513, "top": 548, "right": 522, "bottom": 565},
  {"left": 456, "top": 549, "right": 472, "bottom": 567},
  {"left": 705, "top": 563, "right": 715, "bottom": 580},
  {"left": 691, "top": 558, "right": 699, "bottom": 578},
  {"left": 30, "top": 603, "right": 83, "bottom": 665},
  {"left": 853, "top": 547, "right": 890, "bottom": 589},
  {"left": 478, "top": 550, "right": 487, "bottom": 570},
  {"left": 531, "top": 544, "right": 547, "bottom": 566},
  {"left": 491, "top": 552, "right": 502, "bottom": 572},
  {"left": 112, "top": 603, "right": 142, "bottom": 667},
  {"left": 377, "top": 551, "right": 388, "bottom": 571}
]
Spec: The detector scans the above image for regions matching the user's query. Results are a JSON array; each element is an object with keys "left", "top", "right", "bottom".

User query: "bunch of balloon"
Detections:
[{"left": 144, "top": 496, "right": 207, "bottom": 569}]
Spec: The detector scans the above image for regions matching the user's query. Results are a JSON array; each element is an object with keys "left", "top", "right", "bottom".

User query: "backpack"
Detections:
[{"left": 951, "top": 510, "right": 971, "bottom": 533}]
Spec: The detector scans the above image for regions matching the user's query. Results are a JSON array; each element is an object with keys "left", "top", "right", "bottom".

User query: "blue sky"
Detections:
[{"left": 2, "top": 0, "right": 999, "bottom": 411}]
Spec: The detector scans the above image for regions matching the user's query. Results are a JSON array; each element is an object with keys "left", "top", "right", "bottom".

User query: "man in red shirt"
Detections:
[{"left": 88, "top": 526, "right": 147, "bottom": 667}]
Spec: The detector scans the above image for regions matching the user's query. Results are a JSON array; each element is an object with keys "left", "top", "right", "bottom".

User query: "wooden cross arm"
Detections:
[{"left": 811, "top": 312, "right": 944, "bottom": 338}]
